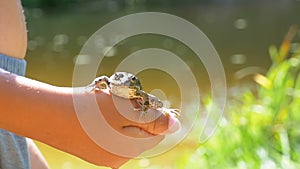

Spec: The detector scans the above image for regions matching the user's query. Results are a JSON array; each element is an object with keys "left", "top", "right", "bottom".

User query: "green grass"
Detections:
[{"left": 185, "top": 26, "right": 300, "bottom": 169}]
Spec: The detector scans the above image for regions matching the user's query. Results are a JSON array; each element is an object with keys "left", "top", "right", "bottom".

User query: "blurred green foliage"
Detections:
[
  {"left": 20, "top": 0, "right": 236, "bottom": 9},
  {"left": 185, "top": 26, "right": 300, "bottom": 169},
  {"left": 22, "top": 0, "right": 79, "bottom": 8}
]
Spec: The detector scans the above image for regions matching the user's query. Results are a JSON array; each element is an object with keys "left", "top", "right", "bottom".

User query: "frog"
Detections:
[
  {"left": 88, "top": 72, "right": 180, "bottom": 119},
  {"left": 108, "top": 72, "right": 143, "bottom": 99}
]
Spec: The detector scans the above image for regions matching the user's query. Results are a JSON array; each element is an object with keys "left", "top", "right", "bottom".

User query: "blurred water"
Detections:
[
  {"left": 25, "top": 1, "right": 300, "bottom": 87},
  {"left": 23, "top": 1, "right": 300, "bottom": 168}
]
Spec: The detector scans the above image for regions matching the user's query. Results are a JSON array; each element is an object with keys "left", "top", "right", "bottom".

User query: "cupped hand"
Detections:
[{"left": 67, "top": 88, "right": 181, "bottom": 168}]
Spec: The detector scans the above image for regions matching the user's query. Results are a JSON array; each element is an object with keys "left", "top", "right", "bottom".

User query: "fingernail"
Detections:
[{"left": 162, "top": 117, "right": 181, "bottom": 135}]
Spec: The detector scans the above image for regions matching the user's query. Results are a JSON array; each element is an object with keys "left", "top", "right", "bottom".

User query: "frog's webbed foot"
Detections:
[
  {"left": 87, "top": 75, "right": 110, "bottom": 92},
  {"left": 160, "top": 108, "right": 180, "bottom": 118}
]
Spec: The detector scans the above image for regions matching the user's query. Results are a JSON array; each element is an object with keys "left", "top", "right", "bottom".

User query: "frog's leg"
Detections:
[
  {"left": 87, "top": 75, "right": 110, "bottom": 92},
  {"left": 132, "top": 99, "right": 147, "bottom": 123},
  {"left": 133, "top": 90, "right": 149, "bottom": 110},
  {"left": 148, "top": 94, "right": 164, "bottom": 109},
  {"left": 132, "top": 90, "right": 148, "bottom": 123}
]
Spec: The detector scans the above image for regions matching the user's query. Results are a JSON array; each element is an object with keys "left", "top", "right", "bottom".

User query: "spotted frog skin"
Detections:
[{"left": 89, "top": 72, "right": 165, "bottom": 113}]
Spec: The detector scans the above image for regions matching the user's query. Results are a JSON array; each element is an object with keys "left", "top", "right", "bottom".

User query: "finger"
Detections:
[
  {"left": 96, "top": 91, "right": 180, "bottom": 136},
  {"left": 134, "top": 108, "right": 181, "bottom": 135}
]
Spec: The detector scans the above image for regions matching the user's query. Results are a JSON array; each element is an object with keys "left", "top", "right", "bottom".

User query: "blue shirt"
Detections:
[{"left": 0, "top": 54, "right": 30, "bottom": 169}]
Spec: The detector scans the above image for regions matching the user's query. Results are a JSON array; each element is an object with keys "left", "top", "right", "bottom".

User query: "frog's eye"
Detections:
[{"left": 131, "top": 76, "right": 136, "bottom": 81}]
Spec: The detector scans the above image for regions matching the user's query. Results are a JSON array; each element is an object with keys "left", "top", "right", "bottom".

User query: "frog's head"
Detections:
[{"left": 110, "top": 72, "right": 143, "bottom": 90}]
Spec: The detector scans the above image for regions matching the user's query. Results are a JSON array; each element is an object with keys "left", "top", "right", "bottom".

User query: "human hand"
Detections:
[{"left": 68, "top": 88, "right": 181, "bottom": 168}]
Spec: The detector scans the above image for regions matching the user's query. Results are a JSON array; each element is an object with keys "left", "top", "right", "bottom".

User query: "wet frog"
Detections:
[{"left": 88, "top": 72, "right": 180, "bottom": 118}]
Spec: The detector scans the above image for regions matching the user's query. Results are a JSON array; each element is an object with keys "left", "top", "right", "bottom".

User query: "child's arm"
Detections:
[{"left": 0, "top": 69, "right": 176, "bottom": 168}]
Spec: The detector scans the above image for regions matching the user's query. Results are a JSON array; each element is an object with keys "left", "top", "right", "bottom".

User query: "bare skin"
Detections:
[
  {"left": 0, "top": 69, "right": 177, "bottom": 168},
  {"left": 0, "top": 1, "right": 179, "bottom": 168},
  {"left": 26, "top": 138, "right": 50, "bottom": 169},
  {"left": 0, "top": 0, "right": 27, "bottom": 59},
  {"left": 0, "top": 0, "right": 50, "bottom": 168}
]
